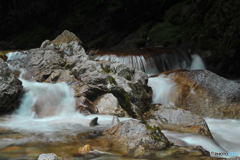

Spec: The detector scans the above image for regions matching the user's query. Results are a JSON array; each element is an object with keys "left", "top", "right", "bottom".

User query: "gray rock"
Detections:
[
  {"left": 169, "top": 69, "right": 240, "bottom": 119},
  {"left": 38, "top": 153, "right": 61, "bottom": 160},
  {"left": 93, "top": 93, "right": 129, "bottom": 117},
  {"left": 51, "top": 30, "right": 82, "bottom": 46},
  {"left": 104, "top": 119, "right": 170, "bottom": 157},
  {"left": 150, "top": 104, "right": 212, "bottom": 138},
  {"left": 0, "top": 58, "right": 23, "bottom": 113},
  {"left": 76, "top": 96, "right": 98, "bottom": 115},
  {"left": 111, "top": 115, "right": 120, "bottom": 126},
  {"left": 40, "top": 40, "right": 51, "bottom": 48}
]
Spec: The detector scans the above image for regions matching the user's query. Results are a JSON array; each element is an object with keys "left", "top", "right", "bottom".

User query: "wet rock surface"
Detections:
[
  {"left": 78, "top": 144, "right": 92, "bottom": 154},
  {"left": 6, "top": 30, "right": 152, "bottom": 119},
  {"left": 0, "top": 58, "right": 23, "bottom": 114},
  {"left": 93, "top": 93, "right": 129, "bottom": 117},
  {"left": 168, "top": 70, "right": 240, "bottom": 119},
  {"left": 89, "top": 117, "right": 99, "bottom": 127},
  {"left": 149, "top": 104, "right": 212, "bottom": 138},
  {"left": 104, "top": 119, "right": 170, "bottom": 157},
  {"left": 75, "top": 96, "right": 98, "bottom": 115}
]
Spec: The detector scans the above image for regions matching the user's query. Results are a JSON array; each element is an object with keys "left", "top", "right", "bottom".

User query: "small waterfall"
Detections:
[
  {"left": 148, "top": 74, "right": 177, "bottom": 104},
  {"left": 94, "top": 48, "right": 205, "bottom": 76},
  {"left": 190, "top": 54, "right": 205, "bottom": 70},
  {"left": 16, "top": 78, "right": 76, "bottom": 118}
]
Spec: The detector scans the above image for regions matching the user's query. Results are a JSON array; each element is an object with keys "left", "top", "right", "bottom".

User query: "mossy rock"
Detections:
[
  {"left": 109, "top": 76, "right": 117, "bottom": 85},
  {"left": 111, "top": 22, "right": 152, "bottom": 49},
  {"left": 197, "top": 35, "right": 218, "bottom": 51},
  {"left": 146, "top": 125, "right": 165, "bottom": 142},
  {"left": 148, "top": 22, "right": 182, "bottom": 46},
  {"left": 109, "top": 86, "right": 135, "bottom": 118}
]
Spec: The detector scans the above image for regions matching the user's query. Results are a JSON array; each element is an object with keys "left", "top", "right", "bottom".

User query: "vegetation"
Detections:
[
  {"left": 109, "top": 76, "right": 117, "bottom": 85},
  {"left": 146, "top": 125, "right": 164, "bottom": 141}
]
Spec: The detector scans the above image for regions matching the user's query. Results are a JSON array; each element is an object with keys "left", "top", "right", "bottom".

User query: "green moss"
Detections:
[
  {"left": 0, "top": 51, "right": 4, "bottom": 56},
  {"left": 109, "top": 87, "right": 135, "bottom": 118},
  {"left": 119, "top": 93, "right": 130, "bottom": 110},
  {"left": 109, "top": 76, "right": 118, "bottom": 85},
  {"left": 146, "top": 125, "right": 163, "bottom": 141},
  {"left": 126, "top": 75, "right": 131, "bottom": 81},
  {"left": 124, "top": 93, "right": 130, "bottom": 103},
  {"left": 103, "top": 66, "right": 111, "bottom": 74}
]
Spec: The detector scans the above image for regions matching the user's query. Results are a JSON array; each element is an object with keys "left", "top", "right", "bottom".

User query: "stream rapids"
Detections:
[{"left": 0, "top": 50, "right": 239, "bottom": 160}]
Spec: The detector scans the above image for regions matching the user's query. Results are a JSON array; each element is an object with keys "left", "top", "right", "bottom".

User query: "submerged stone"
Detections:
[
  {"left": 90, "top": 117, "right": 98, "bottom": 126},
  {"left": 78, "top": 144, "right": 92, "bottom": 154}
]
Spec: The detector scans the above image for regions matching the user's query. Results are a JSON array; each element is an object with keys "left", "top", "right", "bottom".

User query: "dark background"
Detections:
[{"left": 1, "top": 0, "right": 240, "bottom": 78}]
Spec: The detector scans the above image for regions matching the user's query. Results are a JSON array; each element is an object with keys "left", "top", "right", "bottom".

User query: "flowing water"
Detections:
[
  {"left": 94, "top": 48, "right": 205, "bottom": 76},
  {"left": 0, "top": 50, "right": 239, "bottom": 159}
]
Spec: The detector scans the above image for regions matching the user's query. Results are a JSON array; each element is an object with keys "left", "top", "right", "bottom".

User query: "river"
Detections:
[{"left": 0, "top": 50, "right": 239, "bottom": 159}]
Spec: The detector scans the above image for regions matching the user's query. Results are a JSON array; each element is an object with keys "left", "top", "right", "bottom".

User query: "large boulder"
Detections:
[
  {"left": 6, "top": 30, "right": 152, "bottom": 119},
  {"left": 104, "top": 119, "right": 170, "bottom": 157},
  {"left": 148, "top": 104, "right": 212, "bottom": 138},
  {"left": 166, "top": 69, "right": 240, "bottom": 119},
  {"left": 0, "top": 58, "right": 23, "bottom": 114}
]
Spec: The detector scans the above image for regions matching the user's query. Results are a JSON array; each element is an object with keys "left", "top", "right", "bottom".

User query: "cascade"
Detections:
[
  {"left": 94, "top": 48, "right": 205, "bottom": 75},
  {"left": 0, "top": 50, "right": 239, "bottom": 159}
]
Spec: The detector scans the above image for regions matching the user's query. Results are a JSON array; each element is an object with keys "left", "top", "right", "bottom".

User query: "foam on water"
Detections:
[
  {"left": 95, "top": 51, "right": 206, "bottom": 76},
  {"left": 190, "top": 54, "right": 206, "bottom": 70},
  {"left": 162, "top": 118, "right": 240, "bottom": 158},
  {"left": 148, "top": 74, "right": 177, "bottom": 104}
]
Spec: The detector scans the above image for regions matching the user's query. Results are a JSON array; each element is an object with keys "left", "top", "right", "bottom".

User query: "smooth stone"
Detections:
[{"left": 111, "top": 115, "right": 120, "bottom": 126}]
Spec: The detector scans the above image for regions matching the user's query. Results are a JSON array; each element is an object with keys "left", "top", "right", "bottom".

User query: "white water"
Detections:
[
  {"left": 95, "top": 51, "right": 206, "bottom": 75},
  {"left": 162, "top": 118, "right": 240, "bottom": 158},
  {"left": 190, "top": 54, "right": 206, "bottom": 70},
  {"left": 0, "top": 73, "right": 127, "bottom": 135},
  {"left": 148, "top": 74, "right": 177, "bottom": 104}
]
